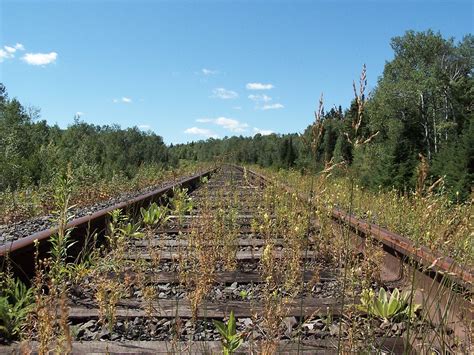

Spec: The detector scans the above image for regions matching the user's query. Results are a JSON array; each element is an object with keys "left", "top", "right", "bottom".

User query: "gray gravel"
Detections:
[
  {"left": 72, "top": 315, "right": 421, "bottom": 343},
  {"left": 0, "top": 172, "right": 204, "bottom": 246}
]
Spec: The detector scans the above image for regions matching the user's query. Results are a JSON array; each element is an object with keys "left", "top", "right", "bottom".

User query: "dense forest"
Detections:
[
  {"left": 0, "top": 84, "right": 173, "bottom": 191},
  {"left": 1, "top": 30, "right": 472, "bottom": 200},
  {"left": 170, "top": 30, "right": 473, "bottom": 200}
]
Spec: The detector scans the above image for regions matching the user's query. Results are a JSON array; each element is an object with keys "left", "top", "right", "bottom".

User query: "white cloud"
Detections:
[
  {"left": 253, "top": 127, "right": 274, "bottom": 136},
  {"left": 246, "top": 82, "right": 274, "bottom": 90},
  {"left": 0, "top": 43, "right": 24, "bottom": 62},
  {"left": 197, "top": 116, "right": 248, "bottom": 133},
  {"left": 215, "top": 117, "right": 248, "bottom": 132},
  {"left": 201, "top": 68, "right": 218, "bottom": 75},
  {"left": 138, "top": 124, "right": 151, "bottom": 129},
  {"left": 0, "top": 49, "right": 10, "bottom": 62},
  {"left": 4, "top": 46, "right": 16, "bottom": 54},
  {"left": 248, "top": 94, "right": 283, "bottom": 110},
  {"left": 113, "top": 97, "right": 132, "bottom": 103},
  {"left": 184, "top": 127, "right": 218, "bottom": 138},
  {"left": 22, "top": 52, "right": 57, "bottom": 65},
  {"left": 261, "top": 103, "right": 284, "bottom": 110},
  {"left": 233, "top": 106, "right": 242, "bottom": 110},
  {"left": 211, "top": 88, "right": 238, "bottom": 99},
  {"left": 248, "top": 94, "right": 272, "bottom": 103}
]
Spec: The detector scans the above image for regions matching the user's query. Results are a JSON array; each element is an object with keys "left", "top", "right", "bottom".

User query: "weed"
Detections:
[
  {"left": 0, "top": 275, "right": 34, "bottom": 341},
  {"left": 358, "top": 288, "right": 420, "bottom": 323},
  {"left": 213, "top": 311, "right": 243, "bottom": 355}
]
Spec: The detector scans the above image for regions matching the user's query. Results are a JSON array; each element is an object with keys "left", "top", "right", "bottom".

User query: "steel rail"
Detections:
[
  {"left": 238, "top": 166, "right": 473, "bottom": 290},
  {"left": 0, "top": 168, "right": 216, "bottom": 278}
]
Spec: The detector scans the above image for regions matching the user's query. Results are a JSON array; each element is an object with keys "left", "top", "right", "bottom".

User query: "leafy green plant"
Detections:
[
  {"left": 171, "top": 187, "right": 193, "bottom": 224},
  {"left": 358, "top": 288, "right": 420, "bottom": 322},
  {"left": 0, "top": 277, "right": 34, "bottom": 340},
  {"left": 212, "top": 311, "right": 243, "bottom": 355},
  {"left": 239, "top": 290, "right": 249, "bottom": 300},
  {"left": 49, "top": 167, "right": 77, "bottom": 285},
  {"left": 140, "top": 202, "right": 170, "bottom": 227},
  {"left": 119, "top": 221, "right": 144, "bottom": 239}
]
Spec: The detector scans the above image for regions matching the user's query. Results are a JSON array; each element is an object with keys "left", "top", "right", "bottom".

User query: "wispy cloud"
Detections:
[
  {"left": 138, "top": 124, "right": 151, "bottom": 130},
  {"left": 22, "top": 52, "right": 57, "bottom": 66},
  {"left": 0, "top": 50, "right": 10, "bottom": 62},
  {"left": 248, "top": 93, "right": 284, "bottom": 110},
  {"left": 233, "top": 106, "right": 242, "bottom": 110},
  {"left": 253, "top": 127, "right": 274, "bottom": 136},
  {"left": 197, "top": 117, "right": 248, "bottom": 133},
  {"left": 196, "top": 118, "right": 213, "bottom": 123},
  {"left": 261, "top": 103, "right": 284, "bottom": 110},
  {"left": 248, "top": 94, "right": 272, "bottom": 103},
  {"left": 201, "top": 68, "right": 218, "bottom": 76},
  {"left": 184, "top": 127, "right": 218, "bottom": 138},
  {"left": 211, "top": 88, "right": 238, "bottom": 100},
  {"left": 246, "top": 82, "right": 274, "bottom": 90},
  {"left": 113, "top": 97, "right": 132, "bottom": 104},
  {"left": 0, "top": 43, "right": 25, "bottom": 62}
]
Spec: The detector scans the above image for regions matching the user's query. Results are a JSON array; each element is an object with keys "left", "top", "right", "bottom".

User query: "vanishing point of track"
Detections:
[{"left": 0, "top": 165, "right": 472, "bottom": 354}]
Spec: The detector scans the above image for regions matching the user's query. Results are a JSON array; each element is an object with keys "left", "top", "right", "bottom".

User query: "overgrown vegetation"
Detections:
[
  {"left": 0, "top": 28, "right": 471, "bottom": 354},
  {"left": 170, "top": 30, "right": 473, "bottom": 201}
]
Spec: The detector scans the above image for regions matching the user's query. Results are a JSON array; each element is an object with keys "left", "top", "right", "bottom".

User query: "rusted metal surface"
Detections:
[
  {"left": 0, "top": 168, "right": 215, "bottom": 279},
  {"left": 241, "top": 166, "right": 473, "bottom": 291},
  {"left": 240, "top": 165, "right": 472, "bottom": 350},
  {"left": 332, "top": 208, "right": 473, "bottom": 289}
]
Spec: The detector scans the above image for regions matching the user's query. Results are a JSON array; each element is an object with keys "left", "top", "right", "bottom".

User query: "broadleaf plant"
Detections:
[
  {"left": 358, "top": 288, "right": 420, "bottom": 323},
  {"left": 212, "top": 311, "right": 243, "bottom": 355}
]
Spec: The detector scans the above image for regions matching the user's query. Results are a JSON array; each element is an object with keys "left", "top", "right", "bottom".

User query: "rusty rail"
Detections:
[
  {"left": 238, "top": 165, "right": 473, "bottom": 291},
  {"left": 0, "top": 168, "right": 216, "bottom": 279}
]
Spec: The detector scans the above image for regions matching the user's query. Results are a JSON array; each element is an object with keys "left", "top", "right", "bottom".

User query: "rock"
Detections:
[
  {"left": 99, "top": 327, "right": 110, "bottom": 340},
  {"left": 82, "top": 329, "right": 95, "bottom": 340},
  {"left": 80, "top": 319, "right": 96, "bottom": 330},
  {"left": 241, "top": 318, "right": 253, "bottom": 327},
  {"left": 283, "top": 316, "right": 298, "bottom": 335},
  {"left": 158, "top": 283, "right": 170, "bottom": 291},
  {"left": 329, "top": 324, "right": 340, "bottom": 336},
  {"left": 76, "top": 328, "right": 85, "bottom": 338}
]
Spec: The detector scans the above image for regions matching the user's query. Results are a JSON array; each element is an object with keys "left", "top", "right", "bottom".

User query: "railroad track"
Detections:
[{"left": 0, "top": 165, "right": 472, "bottom": 354}]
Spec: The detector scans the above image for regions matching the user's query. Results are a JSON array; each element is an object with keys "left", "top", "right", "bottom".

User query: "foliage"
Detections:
[
  {"left": 257, "top": 167, "right": 473, "bottom": 265},
  {"left": 169, "top": 30, "right": 473, "bottom": 201},
  {"left": 170, "top": 187, "right": 193, "bottom": 223},
  {"left": 0, "top": 276, "right": 34, "bottom": 341},
  {"left": 212, "top": 311, "right": 243, "bottom": 355},
  {"left": 140, "top": 202, "right": 171, "bottom": 227},
  {"left": 358, "top": 288, "right": 420, "bottom": 322}
]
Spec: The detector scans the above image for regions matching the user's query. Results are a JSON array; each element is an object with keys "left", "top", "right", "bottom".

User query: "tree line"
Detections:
[
  {"left": 1, "top": 30, "right": 472, "bottom": 200},
  {"left": 0, "top": 85, "right": 172, "bottom": 191},
  {"left": 170, "top": 30, "right": 473, "bottom": 200}
]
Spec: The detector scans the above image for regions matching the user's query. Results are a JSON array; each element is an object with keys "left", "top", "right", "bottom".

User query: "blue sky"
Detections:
[{"left": 1, "top": 0, "right": 472, "bottom": 144}]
